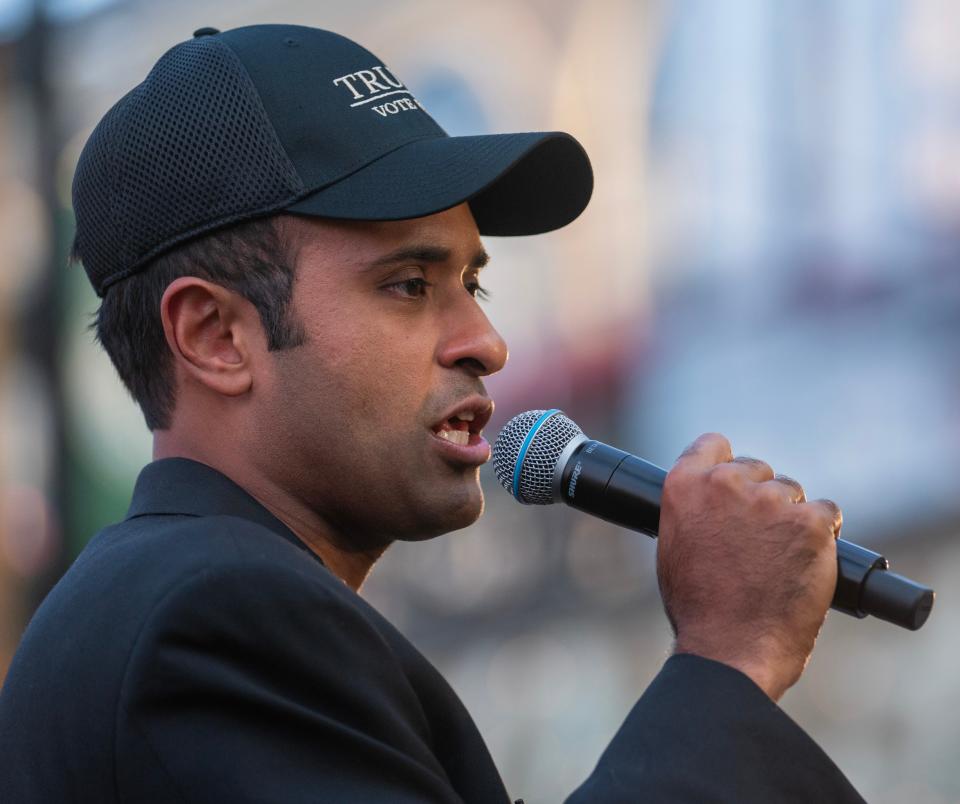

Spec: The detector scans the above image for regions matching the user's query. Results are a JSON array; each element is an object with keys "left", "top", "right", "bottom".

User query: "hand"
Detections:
[{"left": 657, "top": 433, "right": 842, "bottom": 701}]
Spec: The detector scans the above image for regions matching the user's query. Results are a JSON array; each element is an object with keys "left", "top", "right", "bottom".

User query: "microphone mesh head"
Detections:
[{"left": 492, "top": 410, "right": 583, "bottom": 504}]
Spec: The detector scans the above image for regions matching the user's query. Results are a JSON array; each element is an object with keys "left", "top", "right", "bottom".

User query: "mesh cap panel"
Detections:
[
  {"left": 73, "top": 37, "right": 304, "bottom": 295},
  {"left": 71, "top": 24, "right": 593, "bottom": 297},
  {"left": 492, "top": 410, "right": 583, "bottom": 505}
]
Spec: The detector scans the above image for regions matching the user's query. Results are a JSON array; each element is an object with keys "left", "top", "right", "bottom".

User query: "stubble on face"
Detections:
[{"left": 248, "top": 205, "right": 507, "bottom": 555}]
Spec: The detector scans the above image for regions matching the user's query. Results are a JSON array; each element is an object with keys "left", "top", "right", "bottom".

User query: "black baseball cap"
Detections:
[{"left": 72, "top": 24, "right": 594, "bottom": 296}]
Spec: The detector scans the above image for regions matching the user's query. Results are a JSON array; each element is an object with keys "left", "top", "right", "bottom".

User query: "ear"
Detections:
[{"left": 160, "top": 277, "right": 259, "bottom": 398}]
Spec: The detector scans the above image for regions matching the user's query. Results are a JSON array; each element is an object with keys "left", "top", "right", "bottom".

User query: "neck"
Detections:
[
  {"left": 249, "top": 492, "right": 389, "bottom": 591},
  {"left": 153, "top": 430, "right": 386, "bottom": 592}
]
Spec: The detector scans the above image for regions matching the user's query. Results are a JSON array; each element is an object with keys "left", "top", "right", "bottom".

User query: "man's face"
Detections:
[{"left": 254, "top": 203, "right": 508, "bottom": 550}]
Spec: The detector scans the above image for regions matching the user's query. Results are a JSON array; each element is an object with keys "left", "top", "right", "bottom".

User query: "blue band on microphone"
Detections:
[{"left": 512, "top": 409, "right": 561, "bottom": 501}]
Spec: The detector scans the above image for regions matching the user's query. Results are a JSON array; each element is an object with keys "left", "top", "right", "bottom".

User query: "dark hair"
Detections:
[{"left": 76, "top": 215, "right": 307, "bottom": 431}]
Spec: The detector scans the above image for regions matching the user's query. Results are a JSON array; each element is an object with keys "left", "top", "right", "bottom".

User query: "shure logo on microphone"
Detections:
[
  {"left": 332, "top": 65, "right": 424, "bottom": 117},
  {"left": 567, "top": 461, "right": 583, "bottom": 499}
]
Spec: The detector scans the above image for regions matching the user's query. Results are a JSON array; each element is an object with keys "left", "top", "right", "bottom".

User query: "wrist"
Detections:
[{"left": 672, "top": 637, "right": 795, "bottom": 701}]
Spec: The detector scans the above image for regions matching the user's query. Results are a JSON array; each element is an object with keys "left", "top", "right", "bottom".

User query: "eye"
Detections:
[
  {"left": 465, "top": 279, "right": 491, "bottom": 301},
  {"left": 385, "top": 277, "right": 431, "bottom": 299}
]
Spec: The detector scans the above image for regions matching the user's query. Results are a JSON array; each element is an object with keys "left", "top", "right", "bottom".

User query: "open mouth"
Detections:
[
  {"left": 433, "top": 412, "right": 477, "bottom": 446},
  {"left": 430, "top": 400, "right": 493, "bottom": 447}
]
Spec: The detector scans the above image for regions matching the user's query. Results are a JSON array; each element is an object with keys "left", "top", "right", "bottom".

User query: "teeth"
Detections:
[
  {"left": 437, "top": 429, "right": 470, "bottom": 446},
  {"left": 456, "top": 411, "right": 476, "bottom": 422}
]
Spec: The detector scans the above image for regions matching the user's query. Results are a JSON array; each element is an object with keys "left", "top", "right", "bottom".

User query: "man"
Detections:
[{"left": 0, "top": 24, "right": 864, "bottom": 802}]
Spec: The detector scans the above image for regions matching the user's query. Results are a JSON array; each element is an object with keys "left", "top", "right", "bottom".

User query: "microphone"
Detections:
[{"left": 492, "top": 409, "right": 935, "bottom": 631}]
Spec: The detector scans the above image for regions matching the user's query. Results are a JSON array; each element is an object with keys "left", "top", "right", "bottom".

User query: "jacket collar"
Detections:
[{"left": 125, "top": 457, "right": 322, "bottom": 565}]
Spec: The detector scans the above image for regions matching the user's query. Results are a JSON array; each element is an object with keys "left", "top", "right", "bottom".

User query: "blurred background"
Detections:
[{"left": 1, "top": 0, "right": 959, "bottom": 801}]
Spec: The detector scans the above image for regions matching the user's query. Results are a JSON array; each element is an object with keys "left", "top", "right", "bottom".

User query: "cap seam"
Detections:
[
  {"left": 73, "top": 25, "right": 593, "bottom": 295},
  {"left": 98, "top": 132, "right": 448, "bottom": 294},
  {"left": 214, "top": 37, "right": 306, "bottom": 194},
  {"left": 96, "top": 195, "right": 304, "bottom": 295}
]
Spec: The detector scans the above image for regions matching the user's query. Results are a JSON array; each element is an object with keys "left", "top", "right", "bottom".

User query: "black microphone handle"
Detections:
[{"left": 557, "top": 440, "right": 934, "bottom": 631}]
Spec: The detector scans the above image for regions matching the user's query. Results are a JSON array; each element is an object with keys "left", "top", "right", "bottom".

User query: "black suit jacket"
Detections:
[{"left": 0, "top": 459, "right": 865, "bottom": 802}]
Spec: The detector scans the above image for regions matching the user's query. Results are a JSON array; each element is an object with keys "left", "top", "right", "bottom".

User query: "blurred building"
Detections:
[{"left": 1, "top": 1, "right": 960, "bottom": 802}]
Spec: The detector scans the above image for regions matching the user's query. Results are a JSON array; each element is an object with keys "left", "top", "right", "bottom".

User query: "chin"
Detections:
[{"left": 399, "top": 487, "right": 485, "bottom": 542}]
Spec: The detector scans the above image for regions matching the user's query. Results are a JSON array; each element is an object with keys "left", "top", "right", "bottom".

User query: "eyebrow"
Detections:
[{"left": 365, "top": 244, "right": 490, "bottom": 271}]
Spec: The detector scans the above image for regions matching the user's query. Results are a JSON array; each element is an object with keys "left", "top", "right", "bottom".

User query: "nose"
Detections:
[{"left": 437, "top": 296, "right": 508, "bottom": 377}]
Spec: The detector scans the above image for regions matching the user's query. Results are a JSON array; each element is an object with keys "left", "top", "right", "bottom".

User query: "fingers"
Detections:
[
  {"left": 806, "top": 498, "right": 843, "bottom": 538},
  {"left": 673, "top": 434, "right": 813, "bottom": 508},
  {"left": 731, "top": 456, "right": 774, "bottom": 482},
  {"left": 771, "top": 473, "right": 806, "bottom": 503},
  {"left": 675, "top": 436, "right": 781, "bottom": 482},
  {"left": 660, "top": 435, "right": 842, "bottom": 701},
  {"left": 674, "top": 433, "right": 733, "bottom": 472}
]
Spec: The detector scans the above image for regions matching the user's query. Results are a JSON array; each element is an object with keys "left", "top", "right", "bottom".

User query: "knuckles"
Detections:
[
  {"left": 733, "top": 457, "right": 775, "bottom": 480},
  {"left": 706, "top": 461, "right": 746, "bottom": 493},
  {"left": 792, "top": 504, "right": 841, "bottom": 550},
  {"left": 808, "top": 501, "right": 843, "bottom": 539},
  {"left": 666, "top": 436, "right": 843, "bottom": 553},
  {"left": 677, "top": 432, "right": 733, "bottom": 464},
  {"left": 661, "top": 436, "right": 840, "bottom": 695},
  {"left": 754, "top": 481, "right": 788, "bottom": 510},
  {"left": 697, "top": 432, "right": 732, "bottom": 454},
  {"left": 814, "top": 499, "right": 843, "bottom": 534}
]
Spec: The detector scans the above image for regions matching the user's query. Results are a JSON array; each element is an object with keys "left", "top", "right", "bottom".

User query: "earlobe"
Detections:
[{"left": 160, "top": 277, "right": 255, "bottom": 397}]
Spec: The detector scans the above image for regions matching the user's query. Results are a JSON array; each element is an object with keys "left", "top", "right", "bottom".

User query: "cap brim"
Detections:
[{"left": 285, "top": 131, "right": 593, "bottom": 236}]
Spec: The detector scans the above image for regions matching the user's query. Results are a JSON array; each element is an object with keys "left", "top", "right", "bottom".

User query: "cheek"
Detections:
[{"left": 295, "top": 314, "right": 435, "bottom": 425}]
